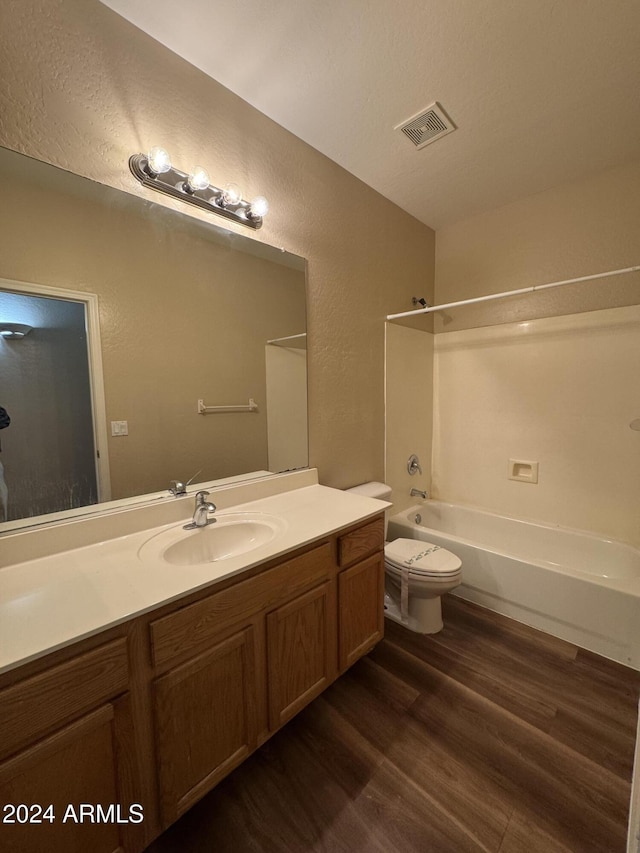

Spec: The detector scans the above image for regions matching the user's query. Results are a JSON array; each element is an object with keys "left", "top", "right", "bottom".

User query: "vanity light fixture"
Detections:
[{"left": 129, "top": 148, "right": 268, "bottom": 230}]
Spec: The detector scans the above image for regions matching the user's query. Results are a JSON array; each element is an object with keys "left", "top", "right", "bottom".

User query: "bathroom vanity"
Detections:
[{"left": 0, "top": 471, "right": 386, "bottom": 852}]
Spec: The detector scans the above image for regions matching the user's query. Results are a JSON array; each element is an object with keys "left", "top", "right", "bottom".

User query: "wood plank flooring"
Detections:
[{"left": 146, "top": 596, "right": 640, "bottom": 853}]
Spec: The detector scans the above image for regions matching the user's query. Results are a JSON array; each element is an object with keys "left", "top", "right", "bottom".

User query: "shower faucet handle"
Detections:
[{"left": 407, "top": 454, "right": 422, "bottom": 476}]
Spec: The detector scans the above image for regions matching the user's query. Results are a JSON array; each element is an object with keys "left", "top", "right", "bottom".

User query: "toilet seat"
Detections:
[{"left": 384, "top": 538, "right": 461, "bottom": 577}]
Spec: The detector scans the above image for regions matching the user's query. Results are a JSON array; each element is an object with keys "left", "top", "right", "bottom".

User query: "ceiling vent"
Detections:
[{"left": 395, "top": 102, "right": 456, "bottom": 150}]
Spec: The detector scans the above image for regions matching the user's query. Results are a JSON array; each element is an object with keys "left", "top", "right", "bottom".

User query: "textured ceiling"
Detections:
[{"left": 99, "top": 0, "right": 640, "bottom": 229}]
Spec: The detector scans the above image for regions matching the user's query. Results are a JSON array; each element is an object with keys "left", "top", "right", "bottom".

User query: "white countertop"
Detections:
[{"left": 0, "top": 476, "right": 388, "bottom": 675}]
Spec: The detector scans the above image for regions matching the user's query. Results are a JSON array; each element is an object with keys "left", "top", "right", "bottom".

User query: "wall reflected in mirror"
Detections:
[{"left": 0, "top": 146, "right": 308, "bottom": 529}]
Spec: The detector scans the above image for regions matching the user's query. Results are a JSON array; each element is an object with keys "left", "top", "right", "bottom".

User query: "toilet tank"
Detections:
[{"left": 345, "top": 482, "right": 393, "bottom": 538}]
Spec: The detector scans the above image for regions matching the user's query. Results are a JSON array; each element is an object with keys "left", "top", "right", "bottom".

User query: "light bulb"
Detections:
[
  {"left": 221, "top": 182, "right": 242, "bottom": 206},
  {"left": 147, "top": 146, "right": 171, "bottom": 175},
  {"left": 0, "top": 323, "right": 33, "bottom": 338},
  {"left": 186, "top": 166, "right": 210, "bottom": 192},
  {"left": 249, "top": 195, "right": 269, "bottom": 218}
]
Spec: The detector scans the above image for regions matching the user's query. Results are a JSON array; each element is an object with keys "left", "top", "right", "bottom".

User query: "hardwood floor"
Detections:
[{"left": 146, "top": 596, "right": 640, "bottom": 853}]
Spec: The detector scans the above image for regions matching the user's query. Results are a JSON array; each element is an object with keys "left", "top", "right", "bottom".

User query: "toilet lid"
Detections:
[{"left": 384, "top": 538, "right": 462, "bottom": 576}]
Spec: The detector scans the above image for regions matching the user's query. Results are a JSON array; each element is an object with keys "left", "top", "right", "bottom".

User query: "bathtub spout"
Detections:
[{"left": 410, "top": 488, "right": 428, "bottom": 500}]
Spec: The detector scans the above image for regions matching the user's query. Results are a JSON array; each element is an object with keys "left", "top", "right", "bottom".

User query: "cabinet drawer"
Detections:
[
  {"left": 150, "top": 543, "right": 333, "bottom": 669},
  {"left": 337, "top": 516, "right": 384, "bottom": 567},
  {"left": 0, "top": 638, "right": 129, "bottom": 760}
]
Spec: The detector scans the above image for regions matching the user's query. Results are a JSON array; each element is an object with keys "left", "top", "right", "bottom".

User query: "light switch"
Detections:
[
  {"left": 508, "top": 459, "right": 538, "bottom": 483},
  {"left": 111, "top": 420, "right": 129, "bottom": 437}
]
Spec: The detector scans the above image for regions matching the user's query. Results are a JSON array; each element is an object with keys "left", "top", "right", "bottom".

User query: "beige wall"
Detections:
[
  {"left": 431, "top": 161, "right": 640, "bottom": 544},
  {"left": 434, "top": 159, "right": 640, "bottom": 333},
  {"left": 0, "top": 0, "right": 435, "bottom": 491}
]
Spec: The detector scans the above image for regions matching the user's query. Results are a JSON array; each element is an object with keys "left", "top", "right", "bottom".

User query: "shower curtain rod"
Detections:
[{"left": 386, "top": 264, "right": 640, "bottom": 321}]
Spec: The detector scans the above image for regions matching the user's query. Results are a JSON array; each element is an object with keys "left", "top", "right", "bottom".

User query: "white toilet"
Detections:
[{"left": 347, "top": 482, "right": 462, "bottom": 634}]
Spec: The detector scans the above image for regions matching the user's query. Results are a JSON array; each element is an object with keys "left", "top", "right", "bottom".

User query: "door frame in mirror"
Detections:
[{"left": 1, "top": 276, "right": 111, "bottom": 506}]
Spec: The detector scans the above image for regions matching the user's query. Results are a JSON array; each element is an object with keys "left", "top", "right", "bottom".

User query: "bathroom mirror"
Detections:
[{"left": 0, "top": 146, "right": 308, "bottom": 529}]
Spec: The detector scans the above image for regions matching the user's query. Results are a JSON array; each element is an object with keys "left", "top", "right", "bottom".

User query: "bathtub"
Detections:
[{"left": 388, "top": 501, "right": 640, "bottom": 670}]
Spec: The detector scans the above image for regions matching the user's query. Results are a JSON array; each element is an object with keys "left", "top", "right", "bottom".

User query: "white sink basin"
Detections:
[{"left": 138, "top": 512, "right": 287, "bottom": 566}]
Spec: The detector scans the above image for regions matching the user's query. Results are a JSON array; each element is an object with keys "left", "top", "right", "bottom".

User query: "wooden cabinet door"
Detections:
[
  {"left": 338, "top": 553, "right": 384, "bottom": 671},
  {"left": 153, "top": 626, "right": 258, "bottom": 826},
  {"left": 0, "top": 699, "right": 138, "bottom": 853},
  {"left": 266, "top": 582, "right": 336, "bottom": 731}
]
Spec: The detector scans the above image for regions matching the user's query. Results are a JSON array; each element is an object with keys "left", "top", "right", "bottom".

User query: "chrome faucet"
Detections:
[
  {"left": 169, "top": 479, "right": 187, "bottom": 496},
  {"left": 169, "top": 469, "right": 202, "bottom": 497},
  {"left": 410, "top": 488, "right": 428, "bottom": 500},
  {"left": 183, "top": 490, "right": 217, "bottom": 529}
]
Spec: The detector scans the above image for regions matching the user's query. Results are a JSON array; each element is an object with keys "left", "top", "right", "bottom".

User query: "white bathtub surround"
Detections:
[
  {"left": 432, "top": 304, "right": 640, "bottom": 548},
  {"left": 388, "top": 501, "right": 640, "bottom": 669},
  {"left": 385, "top": 322, "right": 434, "bottom": 513},
  {"left": 0, "top": 469, "right": 389, "bottom": 674}
]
